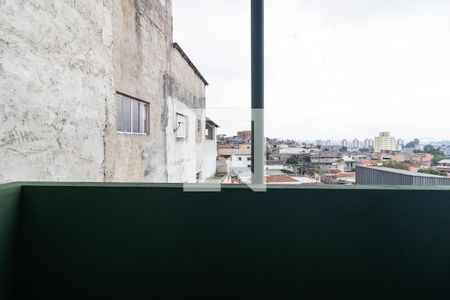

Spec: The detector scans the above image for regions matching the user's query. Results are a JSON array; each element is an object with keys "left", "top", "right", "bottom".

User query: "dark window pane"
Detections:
[
  {"left": 131, "top": 100, "right": 139, "bottom": 133},
  {"left": 140, "top": 102, "right": 148, "bottom": 134}
]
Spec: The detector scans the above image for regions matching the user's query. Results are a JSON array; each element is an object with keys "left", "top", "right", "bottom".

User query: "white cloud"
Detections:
[{"left": 173, "top": 0, "right": 450, "bottom": 141}]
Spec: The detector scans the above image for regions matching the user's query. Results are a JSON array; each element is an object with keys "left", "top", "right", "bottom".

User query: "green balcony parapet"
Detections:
[{"left": 1, "top": 182, "right": 450, "bottom": 298}]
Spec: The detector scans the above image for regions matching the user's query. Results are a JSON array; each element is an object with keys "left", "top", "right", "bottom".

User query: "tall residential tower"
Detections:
[{"left": 374, "top": 132, "right": 397, "bottom": 153}]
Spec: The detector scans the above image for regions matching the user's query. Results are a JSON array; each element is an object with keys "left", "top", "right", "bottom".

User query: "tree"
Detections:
[
  {"left": 305, "top": 168, "right": 320, "bottom": 177},
  {"left": 382, "top": 161, "right": 410, "bottom": 171},
  {"left": 286, "top": 156, "right": 299, "bottom": 165},
  {"left": 285, "top": 155, "right": 313, "bottom": 175},
  {"left": 339, "top": 146, "right": 347, "bottom": 152},
  {"left": 418, "top": 168, "right": 447, "bottom": 177},
  {"left": 299, "top": 156, "right": 312, "bottom": 164},
  {"left": 415, "top": 144, "right": 448, "bottom": 165},
  {"left": 405, "top": 139, "right": 420, "bottom": 149},
  {"left": 424, "top": 145, "right": 437, "bottom": 153},
  {"left": 297, "top": 156, "right": 312, "bottom": 175}
]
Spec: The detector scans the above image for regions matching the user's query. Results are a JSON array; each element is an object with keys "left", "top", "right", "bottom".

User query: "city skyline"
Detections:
[
  {"left": 173, "top": 0, "right": 450, "bottom": 141},
  {"left": 219, "top": 130, "right": 450, "bottom": 146}
]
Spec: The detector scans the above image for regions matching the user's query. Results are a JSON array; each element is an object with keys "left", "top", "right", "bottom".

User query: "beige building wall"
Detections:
[
  {"left": 105, "top": 0, "right": 173, "bottom": 182},
  {"left": 374, "top": 132, "right": 397, "bottom": 153}
]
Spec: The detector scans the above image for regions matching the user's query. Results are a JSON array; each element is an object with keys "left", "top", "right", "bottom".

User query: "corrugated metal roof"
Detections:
[{"left": 362, "top": 166, "right": 448, "bottom": 178}]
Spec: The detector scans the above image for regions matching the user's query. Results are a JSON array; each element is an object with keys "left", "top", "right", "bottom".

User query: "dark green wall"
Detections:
[
  {"left": 7, "top": 184, "right": 450, "bottom": 299},
  {"left": 0, "top": 183, "right": 21, "bottom": 300}
]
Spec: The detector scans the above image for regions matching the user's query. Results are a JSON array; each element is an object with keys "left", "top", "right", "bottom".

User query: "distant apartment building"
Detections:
[
  {"left": 396, "top": 139, "right": 404, "bottom": 151},
  {"left": 279, "top": 148, "right": 310, "bottom": 157},
  {"left": 352, "top": 139, "right": 360, "bottom": 149},
  {"left": 372, "top": 153, "right": 406, "bottom": 163},
  {"left": 364, "top": 139, "right": 374, "bottom": 148},
  {"left": 342, "top": 155, "right": 369, "bottom": 172},
  {"left": 374, "top": 132, "right": 397, "bottom": 153},
  {"left": 237, "top": 131, "right": 252, "bottom": 143},
  {"left": 436, "top": 160, "right": 450, "bottom": 175},
  {"left": 342, "top": 139, "right": 348, "bottom": 148},
  {"left": 419, "top": 153, "right": 434, "bottom": 169},
  {"left": 311, "top": 153, "right": 345, "bottom": 172},
  {"left": 0, "top": 0, "right": 217, "bottom": 183}
]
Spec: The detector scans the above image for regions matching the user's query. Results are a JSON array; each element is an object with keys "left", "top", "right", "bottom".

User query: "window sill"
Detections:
[{"left": 117, "top": 132, "right": 149, "bottom": 136}]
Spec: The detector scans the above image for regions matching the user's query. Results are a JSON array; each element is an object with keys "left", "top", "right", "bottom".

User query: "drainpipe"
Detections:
[{"left": 251, "top": 0, "right": 265, "bottom": 185}]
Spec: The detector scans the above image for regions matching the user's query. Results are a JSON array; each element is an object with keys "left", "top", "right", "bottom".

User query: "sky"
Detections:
[{"left": 173, "top": 0, "right": 450, "bottom": 142}]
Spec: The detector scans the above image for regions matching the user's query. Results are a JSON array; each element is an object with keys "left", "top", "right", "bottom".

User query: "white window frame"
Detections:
[{"left": 116, "top": 93, "right": 149, "bottom": 135}]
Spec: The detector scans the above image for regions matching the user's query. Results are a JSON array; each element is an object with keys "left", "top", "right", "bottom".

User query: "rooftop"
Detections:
[
  {"left": 173, "top": 43, "right": 209, "bottom": 86},
  {"left": 218, "top": 148, "right": 251, "bottom": 156},
  {"left": 361, "top": 166, "right": 450, "bottom": 178},
  {"left": 206, "top": 117, "right": 220, "bottom": 128},
  {"left": 266, "top": 175, "right": 298, "bottom": 183}
]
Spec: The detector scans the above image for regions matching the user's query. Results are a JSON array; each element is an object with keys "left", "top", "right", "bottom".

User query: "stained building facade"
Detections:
[{"left": 0, "top": 0, "right": 217, "bottom": 183}]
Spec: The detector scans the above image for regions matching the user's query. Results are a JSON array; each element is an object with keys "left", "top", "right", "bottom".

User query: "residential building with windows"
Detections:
[
  {"left": 436, "top": 160, "right": 450, "bottom": 175},
  {"left": 237, "top": 130, "right": 252, "bottom": 143},
  {"left": 342, "top": 155, "right": 369, "bottom": 172},
  {"left": 364, "top": 139, "right": 374, "bottom": 148},
  {"left": 310, "top": 152, "right": 345, "bottom": 172},
  {"left": 218, "top": 147, "right": 252, "bottom": 182},
  {"left": 0, "top": 0, "right": 217, "bottom": 183},
  {"left": 324, "top": 140, "right": 332, "bottom": 147},
  {"left": 374, "top": 132, "right": 397, "bottom": 153}
]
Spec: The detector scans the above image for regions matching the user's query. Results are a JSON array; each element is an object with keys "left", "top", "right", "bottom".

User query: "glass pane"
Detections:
[
  {"left": 122, "top": 97, "right": 131, "bottom": 133},
  {"left": 131, "top": 100, "right": 139, "bottom": 133},
  {"left": 116, "top": 96, "right": 123, "bottom": 132},
  {"left": 140, "top": 103, "right": 148, "bottom": 134}
]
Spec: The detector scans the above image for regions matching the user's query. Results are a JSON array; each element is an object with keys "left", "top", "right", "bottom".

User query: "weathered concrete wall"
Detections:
[
  {"left": 0, "top": 0, "right": 114, "bottom": 183},
  {"left": 0, "top": 0, "right": 216, "bottom": 184},
  {"left": 166, "top": 47, "right": 207, "bottom": 183},
  {"left": 202, "top": 138, "right": 218, "bottom": 181},
  {"left": 105, "top": 0, "right": 173, "bottom": 182}
]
